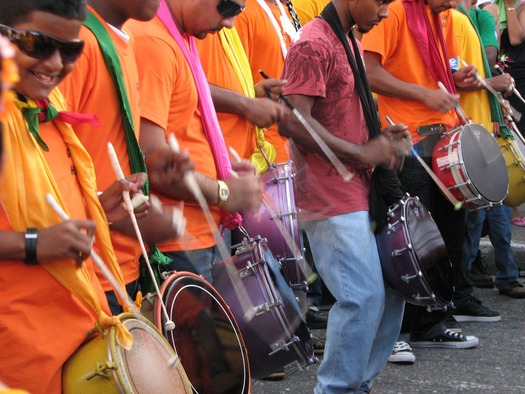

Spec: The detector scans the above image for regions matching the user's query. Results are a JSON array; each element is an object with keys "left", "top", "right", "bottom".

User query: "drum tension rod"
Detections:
[{"left": 85, "top": 361, "right": 117, "bottom": 381}]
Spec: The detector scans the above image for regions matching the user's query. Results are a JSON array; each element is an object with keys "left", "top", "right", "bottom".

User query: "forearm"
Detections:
[
  {"left": 0, "top": 230, "right": 25, "bottom": 261},
  {"left": 209, "top": 84, "right": 251, "bottom": 116}
]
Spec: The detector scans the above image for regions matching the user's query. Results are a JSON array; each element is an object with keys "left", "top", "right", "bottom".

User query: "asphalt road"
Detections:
[{"left": 251, "top": 206, "right": 525, "bottom": 394}]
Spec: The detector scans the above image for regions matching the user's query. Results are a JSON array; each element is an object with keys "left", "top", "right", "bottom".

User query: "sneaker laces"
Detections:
[
  {"left": 443, "top": 329, "right": 464, "bottom": 339},
  {"left": 392, "top": 341, "right": 413, "bottom": 352}
]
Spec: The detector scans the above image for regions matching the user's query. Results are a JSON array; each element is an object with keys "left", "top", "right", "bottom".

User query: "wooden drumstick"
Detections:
[
  {"left": 386, "top": 117, "right": 463, "bottom": 211},
  {"left": 45, "top": 193, "right": 139, "bottom": 313},
  {"left": 259, "top": 70, "right": 353, "bottom": 183},
  {"left": 229, "top": 146, "right": 318, "bottom": 285},
  {"left": 437, "top": 81, "right": 470, "bottom": 124},
  {"left": 493, "top": 64, "right": 525, "bottom": 106},
  {"left": 107, "top": 143, "right": 175, "bottom": 331}
]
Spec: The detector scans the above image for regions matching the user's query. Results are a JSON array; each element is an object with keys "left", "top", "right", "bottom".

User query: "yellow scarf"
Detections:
[
  {"left": 218, "top": 27, "right": 276, "bottom": 173},
  {"left": 1, "top": 88, "right": 132, "bottom": 349}
]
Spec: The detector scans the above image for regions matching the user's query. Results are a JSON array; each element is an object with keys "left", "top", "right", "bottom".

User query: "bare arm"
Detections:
[
  {"left": 504, "top": 0, "right": 525, "bottom": 46},
  {"left": 363, "top": 51, "right": 460, "bottom": 113}
]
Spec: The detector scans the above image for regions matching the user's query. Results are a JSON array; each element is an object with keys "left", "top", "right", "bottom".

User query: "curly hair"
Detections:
[{"left": 0, "top": 0, "right": 86, "bottom": 26}]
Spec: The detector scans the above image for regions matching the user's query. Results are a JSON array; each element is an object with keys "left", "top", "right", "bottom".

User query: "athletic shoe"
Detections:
[
  {"left": 453, "top": 296, "right": 501, "bottom": 322},
  {"left": 499, "top": 280, "right": 525, "bottom": 299},
  {"left": 311, "top": 332, "right": 325, "bottom": 356},
  {"left": 467, "top": 252, "right": 494, "bottom": 288},
  {"left": 410, "top": 329, "right": 479, "bottom": 349},
  {"left": 388, "top": 341, "right": 416, "bottom": 364},
  {"left": 306, "top": 306, "right": 328, "bottom": 329}
]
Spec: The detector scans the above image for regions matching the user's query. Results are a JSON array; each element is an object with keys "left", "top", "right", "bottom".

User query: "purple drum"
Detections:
[
  {"left": 232, "top": 161, "right": 308, "bottom": 291},
  {"left": 212, "top": 237, "right": 317, "bottom": 379},
  {"left": 375, "top": 194, "right": 454, "bottom": 308}
]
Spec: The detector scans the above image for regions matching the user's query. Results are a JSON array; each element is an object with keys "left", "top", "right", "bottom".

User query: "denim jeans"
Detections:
[
  {"left": 458, "top": 205, "right": 519, "bottom": 300},
  {"left": 303, "top": 211, "right": 404, "bottom": 394},
  {"left": 163, "top": 246, "right": 221, "bottom": 284}
]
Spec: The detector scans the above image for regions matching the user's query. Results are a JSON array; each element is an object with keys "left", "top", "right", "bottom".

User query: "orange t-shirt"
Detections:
[
  {"left": 361, "top": 3, "right": 459, "bottom": 144},
  {"left": 59, "top": 8, "right": 142, "bottom": 288},
  {"left": 195, "top": 33, "right": 256, "bottom": 159},
  {"left": 0, "top": 119, "right": 109, "bottom": 394},
  {"left": 127, "top": 17, "right": 219, "bottom": 252},
  {"left": 235, "top": 0, "right": 292, "bottom": 162}
]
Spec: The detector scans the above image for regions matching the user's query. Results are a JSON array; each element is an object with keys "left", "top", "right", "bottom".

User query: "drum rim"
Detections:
[{"left": 156, "top": 271, "right": 251, "bottom": 394}]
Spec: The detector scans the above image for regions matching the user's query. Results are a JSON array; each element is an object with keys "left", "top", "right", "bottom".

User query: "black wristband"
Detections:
[{"left": 23, "top": 228, "right": 39, "bottom": 265}]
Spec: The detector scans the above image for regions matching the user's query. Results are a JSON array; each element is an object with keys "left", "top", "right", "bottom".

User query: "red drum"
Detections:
[
  {"left": 232, "top": 161, "right": 308, "bottom": 291},
  {"left": 376, "top": 195, "right": 454, "bottom": 308},
  {"left": 432, "top": 123, "right": 508, "bottom": 208},
  {"left": 142, "top": 271, "right": 250, "bottom": 394},
  {"left": 212, "top": 237, "right": 317, "bottom": 379}
]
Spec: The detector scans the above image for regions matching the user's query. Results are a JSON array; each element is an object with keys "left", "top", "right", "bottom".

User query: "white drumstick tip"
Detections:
[
  {"left": 168, "top": 133, "right": 180, "bottom": 153},
  {"left": 107, "top": 142, "right": 125, "bottom": 181}
]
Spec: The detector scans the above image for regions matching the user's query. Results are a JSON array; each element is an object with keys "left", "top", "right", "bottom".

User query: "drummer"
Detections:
[
  {"left": 363, "top": 0, "right": 480, "bottom": 348},
  {"left": 0, "top": 0, "right": 149, "bottom": 392}
]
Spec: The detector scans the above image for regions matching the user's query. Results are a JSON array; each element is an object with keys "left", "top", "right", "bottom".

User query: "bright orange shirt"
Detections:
[
  {"left": 361, "top": 3, "right": 459, "bottom": 144},
  {"left": 235, "top": 0, "right": 292, "bottom": 162},
  {"left": 127, "top": 17, "right": 219, "bottom": 252},
  {"left": 195, "top": 34, "right": 256, "bottom": 159},
  {"left": 59, "top": 7, "right": 142, "bottom": 288},
  {"left": 0, "top": 110, "right": 110, "bottom": 394}
]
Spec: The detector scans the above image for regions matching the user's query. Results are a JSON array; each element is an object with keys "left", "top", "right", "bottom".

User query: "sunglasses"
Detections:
[
  {"left": 217, "top": 0, "right": 245, "bottom": 18},
  {"left": 0, "top": 24, "right": 84, "bottom": 64}
]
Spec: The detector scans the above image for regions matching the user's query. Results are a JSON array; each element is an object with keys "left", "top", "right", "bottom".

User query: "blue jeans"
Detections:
[
  {"left": 163, "top": 246, "right": 221, "bottom": 284},
  {"left": 303, "top": 211, "right": 404, "bottom": 394},
  {"left": 458, "top": 205, "right": 518, "bottom": 299}
]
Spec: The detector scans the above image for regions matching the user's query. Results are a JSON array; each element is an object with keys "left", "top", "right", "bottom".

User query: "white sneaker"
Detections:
[{"left": 387, "top": 341, "right": 416, "bottom": 364}]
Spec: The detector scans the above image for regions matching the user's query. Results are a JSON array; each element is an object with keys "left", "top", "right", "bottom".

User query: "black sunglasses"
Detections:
[
  {"left": 0, "top": 24, "right": 84, "bottom": 64},
  {"left": 217, "top": 0, "right": 245, "bottom": 18}
]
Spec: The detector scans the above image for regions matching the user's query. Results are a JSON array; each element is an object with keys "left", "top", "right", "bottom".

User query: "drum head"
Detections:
[
  {"left": 114, "top": 313, "right": 192, "bottom": 393},
  {"left": 461, "top": 124, "right": 509, "bottom": 202},
  {"left": 158, "top": 273, "right": 249, "bottom": 394},
  {"left": 405, "top": 198, "right": 454, "bottom": 305}
]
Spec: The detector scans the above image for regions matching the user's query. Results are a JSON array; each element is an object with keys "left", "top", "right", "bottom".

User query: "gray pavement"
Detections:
[{"left": 251, "top": 208, "right": 525, "bottom": 394}]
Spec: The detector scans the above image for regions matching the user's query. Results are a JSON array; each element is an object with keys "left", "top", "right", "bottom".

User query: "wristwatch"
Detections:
[{"left": 217, "top": 180, "right": 230, "bottom": 207}]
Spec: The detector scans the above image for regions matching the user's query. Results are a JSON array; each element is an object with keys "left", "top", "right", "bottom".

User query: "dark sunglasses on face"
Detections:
[
  {"left": 0, "top": 24, "right": 84, "bottom": 64},
  {"left": 217, "top": 0, "right": 245, "bottom": 18}
]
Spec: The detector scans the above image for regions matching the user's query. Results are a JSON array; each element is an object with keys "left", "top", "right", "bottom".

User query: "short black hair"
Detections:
[{"left": 0, "top": 0, "right": 86, "bottom": 26}]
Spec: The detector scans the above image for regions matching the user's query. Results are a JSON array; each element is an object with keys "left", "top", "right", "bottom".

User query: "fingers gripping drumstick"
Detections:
[
  {"left": 106, "top": 143, "right": 175, "bottom": 330},
  {"left": 45, "top": 193, "right": 139, "bottom": 313}
]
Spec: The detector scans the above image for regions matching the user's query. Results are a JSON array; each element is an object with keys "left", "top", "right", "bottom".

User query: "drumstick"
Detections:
[
  {"left": 45, "top": 193, "right": 139, "bottom": 313},
  {"left": 107, "top": 143, "right": 175, "bottom": 331},
  {"left": 493, "top": 63, "right": 525, "bottom": 106},
  {"left": 259, "top": 70, "right": 353, "bottom": 183},
  {"left": 386, "top": 117, "right": 463, "bottom": 211},
  {"left": 437, "top": 81, "right": 470, "bottom": 124},
  {"left": 229, "top": 147, "right": 318, "bottom": 286}
]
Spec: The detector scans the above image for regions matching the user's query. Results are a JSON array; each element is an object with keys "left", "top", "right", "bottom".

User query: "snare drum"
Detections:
[
  {"left": 62, "top": 313, "right": 192, "bottom": 393},
  {"left": 212, "top": 237, "right": 317, "bottom": 379},
  {"left": 376, "top": 195, "right": 454, "bottom": 308},
  {"left": 142, "top": 271, "right": 250, "bottom": 394},
  {"left": 498, "top": 131, "right": 525, "bottom": 207},
  {"left": 432, "top": 123, "right": 508, "bottom": 208},
  {"left": 232, "top": 161, "right": 308, "bottom": 291}
]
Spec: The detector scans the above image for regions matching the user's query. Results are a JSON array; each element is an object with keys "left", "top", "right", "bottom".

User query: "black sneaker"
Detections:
[
  {"left": 499, "top": 280, "right": 525, "bottom": 299},
  {"left": 453, "top": 296, "right": 501, "bottom": 322},
  {"left": 443, "top": 315, "right": 462, "bottom": 333},
  {"left": 410, "top": 329, "right": 479, "bottom": 349},
  {"left": 306, "top": 306, "right": 328, "bottom": 329},
  {"left": 467, "top": 252, "right": 494, "bottom": 289}
]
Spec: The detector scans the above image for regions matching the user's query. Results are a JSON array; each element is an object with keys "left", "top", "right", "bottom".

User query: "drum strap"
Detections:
[{"left": 319, "top": 3, "right": 403, "bottom": 229}]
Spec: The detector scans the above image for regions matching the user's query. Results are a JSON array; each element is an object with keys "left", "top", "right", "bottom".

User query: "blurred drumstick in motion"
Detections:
[
  {"left": 386, "top": 117, "right": 463, "bottom": 211},
  {"left": 437, "top": 81, "right": 469, "bottom": 124},
  {"left": 107, "top": 143, "right": 175, "bottom": 331},
  {"left": 259, "top": 70, "right": 353, "bottom": 183},
  {"left": 229, "top": 146, "right": 318, "bottom": 285},
  {"left": 493, "top": 63, "right": 525, "bottom": 106},
  {"left": 45, "top": 193, "right": 139, "bottom": 313}
]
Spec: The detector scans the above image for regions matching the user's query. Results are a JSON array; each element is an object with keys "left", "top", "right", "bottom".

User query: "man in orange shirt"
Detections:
[
  {"left": 0, "top": 0, "right": 147, "bottom": 391},
  {"left": 60, "top": 0, "right": 191, "bottom": 314},
  {"left": 127, "top": 0, "right": 263, "bottom": 283}
]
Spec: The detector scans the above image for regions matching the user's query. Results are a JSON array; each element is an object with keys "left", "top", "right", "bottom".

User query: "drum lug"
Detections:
[
  {"left": 392, "top": 243, "right": 412, "bottom": 257},
  {"left": 238, "top": 259, "right": 261, "bottom": 279},
  {"left": 400, "top": 269, "right": 421, "bottom": 283},
  {"left": 85, "top": 361, "right": 117, "bottom": 381},
  {"left": 268, "top": 335, "right": 299, "bottom": 355},
  {"left": 253, "top": 301, "right": 281, "bottom": 316}
]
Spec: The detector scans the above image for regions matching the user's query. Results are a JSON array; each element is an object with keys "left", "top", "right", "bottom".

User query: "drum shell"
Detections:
[
  {"left": 376, "top": 196, "right": 454, "bottom": 307},
  {"left": 498, "top": 135, "right": 525, "bottom": 207},
  {"left": 212, "top": 238, "right": 316, "bottom": 379},
  {"left": 231, "top": 161, "right": 307, "bottom": 290},
  {"left": 432, "top": 124, "right": 508, "bottom": 208},
  {"left": 62, "top": 313, "right": 192, "bottom": 394},
  {"left": 145, "top": 271, "right": 251, "bottom": 394}
]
